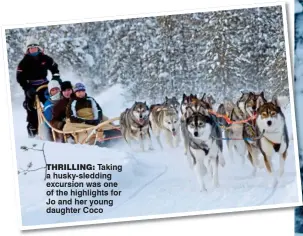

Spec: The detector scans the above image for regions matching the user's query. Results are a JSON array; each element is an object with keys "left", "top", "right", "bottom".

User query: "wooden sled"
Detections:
[{"left": 34, "top": 84, "right": 122, "bottom": 146}]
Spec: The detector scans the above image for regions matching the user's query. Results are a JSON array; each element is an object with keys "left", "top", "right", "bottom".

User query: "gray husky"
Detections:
[
  {"left": 162, "top": 96, "right": 180, "bottom": 114},
  {"left": 186, "top": 111, "right": 225, "bottom": 191},
  {"left": 149, "top": 104, "right": 181, "bottom": 149},
  {"left": 120, "top": 101, "right": 153, "bottom": 151}
]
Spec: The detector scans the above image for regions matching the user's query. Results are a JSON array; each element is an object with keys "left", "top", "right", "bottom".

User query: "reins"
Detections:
[{"left": 208, "top": 109, "right": 257, "bottom": 125}]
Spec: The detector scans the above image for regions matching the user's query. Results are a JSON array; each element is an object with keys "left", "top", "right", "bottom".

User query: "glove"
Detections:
[
  {"left": 85, "top": 120, "right": 100, "bottom": 126},
  {"left": 25, "top": 87, "right": 36, "bottom": 99},
  {"left": 52, "top": 74, "right": 62, "bottom": 84}
]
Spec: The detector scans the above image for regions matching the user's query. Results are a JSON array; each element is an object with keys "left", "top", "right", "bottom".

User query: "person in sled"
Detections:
[
  {"left": 16, "top": 37, "right": 62, "bottom": 138},
  {"left": 40, "top": 80, "right": 62, "bottom": 140},
  {"left": 49, "top": 81, "right": 73, "bottom": 142},
  {"left": 63, "top": 82, "right": 106, "bottom": 145},
  {"left": 43, "top": 80, "right": 62, "bottom": 122},
  {"left": 50, "top": 81, "right": 73, "bottom": 130}
]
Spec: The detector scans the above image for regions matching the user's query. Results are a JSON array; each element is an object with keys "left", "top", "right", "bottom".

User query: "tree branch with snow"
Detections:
[{"left": 18, "top": 143, "right": 48, "bottom": 180}]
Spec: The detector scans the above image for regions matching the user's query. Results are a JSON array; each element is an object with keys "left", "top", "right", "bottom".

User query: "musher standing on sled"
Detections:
[{"left": 16, "top": 37, "right": 62, "bottom": 137}]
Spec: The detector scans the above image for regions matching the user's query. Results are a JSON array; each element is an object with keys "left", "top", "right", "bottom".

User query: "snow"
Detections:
[
  {"left": 85, "top": 54, "right": 95, "bottom": 67},
  {"left": 12, "top": 82, "right": 300, "bottom": 228}
]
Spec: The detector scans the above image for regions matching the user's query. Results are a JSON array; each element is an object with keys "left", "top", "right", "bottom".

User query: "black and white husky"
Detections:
[
  {"left": 180, "top": 93, "right": 214, "bottom": 155},
  {"left": 185, "top": 109, "right": 225, "bottom": 192}
]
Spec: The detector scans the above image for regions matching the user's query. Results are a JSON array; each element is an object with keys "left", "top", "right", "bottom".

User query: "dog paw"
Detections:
[{"left": 200, "top": 187, "right": 208, "bottom": 192}]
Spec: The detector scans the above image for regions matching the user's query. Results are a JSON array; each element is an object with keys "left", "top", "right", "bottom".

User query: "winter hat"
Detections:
[
  {"left": 25, "top": 36, "right": 43, "bottom": 54},
  {"left": 74, "top": 83, "right": 86, "bottom": 93},
  {"left": 61, "top": 81, "right": 73, "bottom": 91},
  {"left": 48, "top": 80, "right": 61, "bottom": 94}
]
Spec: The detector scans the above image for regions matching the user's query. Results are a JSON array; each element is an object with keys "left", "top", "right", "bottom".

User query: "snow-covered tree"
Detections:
[{"left": 5, "top": 6, "right": 288, "bottom": 104}]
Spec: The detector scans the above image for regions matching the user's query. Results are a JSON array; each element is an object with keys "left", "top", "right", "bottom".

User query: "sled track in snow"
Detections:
[
  {"left": 254, "top": 175, "right": 296, "bottom": 206},
  {"left": 123, "top": 164, "right": 168, "bottom": 203},
  {"left": 228, "top": 176, "right": 294, "bottom": 206},
  {"left": 255, "top": 178, "right": 279, "bottom": 206},
  {"left": 103, "top": 156, "right": 168, "bottom": 214}
]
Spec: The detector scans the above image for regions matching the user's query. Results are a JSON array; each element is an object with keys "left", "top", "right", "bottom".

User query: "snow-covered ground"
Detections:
[{"left": 12, "top": 83, "right": 301, "bottom": 228}]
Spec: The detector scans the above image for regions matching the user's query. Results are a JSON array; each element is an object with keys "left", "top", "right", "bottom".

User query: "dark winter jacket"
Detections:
[
  {"left": 66, "top": 94, "right": 103, "bottom": 126},
  {"left": 16, "top": 53, "right": 59, "bottom": 91},
  {"left": 50, "top": 96, "right": 70, "bottom": 128}
]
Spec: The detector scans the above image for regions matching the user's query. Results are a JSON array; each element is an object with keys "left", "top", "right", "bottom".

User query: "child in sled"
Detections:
[
  {"left": 39, "top": 80, "right": 62, "bottom": 140},
  {"left": 49, "top": 81, "right": 73, "bottom": 142}
]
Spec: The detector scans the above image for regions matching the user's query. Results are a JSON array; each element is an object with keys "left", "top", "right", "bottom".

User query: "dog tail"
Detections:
[{"left": 273, "top": 96, "right": 289, "bottom": 109}]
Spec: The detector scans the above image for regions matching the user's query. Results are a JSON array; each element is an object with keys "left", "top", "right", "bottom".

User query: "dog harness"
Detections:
[
  {"left": 262, "top": 132, "right": 282, "bottom": 152},
  {"left": 188, "top": 140, "right": 210, "bottom": 165},
  {"left": 129, "top": 110, "right": 149, "bottom": 137}
]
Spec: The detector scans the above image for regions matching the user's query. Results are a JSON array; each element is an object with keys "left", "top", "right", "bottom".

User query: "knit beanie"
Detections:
[
  {"left": 25, "top": 37, "right": 43, "bottom": 54},
  {"left": 61, "top": 81, "right": 73, "bottom": 91},
  {"left": 74, "top": 83, "right": 86, "bottom": 93},
  {"left": 48, "top": 80, "right": 61, "bottom": 94}
]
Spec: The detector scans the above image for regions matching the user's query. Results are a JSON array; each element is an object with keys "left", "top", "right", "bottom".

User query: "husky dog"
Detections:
[
  {"left": 220, "top": 98, "right": 248, "bottom": 164},
  {"left": 162, "top": 96, "right": 180, "bottom": 114},
  {"left": 120, "top": 101, "right": 153, "bottom": 151},
  {"left": 180, "top": 94, "right": 209, "bottom": 155},
  {"left": 241, "top": 92, "right": 269, "bottom": 172},
  {"left": 180, "top": 94, "right": 194, "bottom": 154},
  {"left": 237, "top": 91, "right": 267, "bottom": 117},
  {"left": 202, "top": 94, "right": 216, "bottom": 109},
  {"left": 149, "top": 104, "right": 181, "bottom": 149},
  {"left": 222, "top": 91, "right": 267, "bottom": 164},
  {"left": 185, "top": 109, "right": 225, "bottom": 191},
  {"left": 181, "top": 94, "right": 195, "bottom": 116},
  {"left": 255, "top": 97, "right": 289, "bottom": 177}
]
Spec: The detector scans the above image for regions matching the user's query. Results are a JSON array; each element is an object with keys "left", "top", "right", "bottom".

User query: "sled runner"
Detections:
[{"left": 34, "top": 84, "right": 122, "bottom": 146}]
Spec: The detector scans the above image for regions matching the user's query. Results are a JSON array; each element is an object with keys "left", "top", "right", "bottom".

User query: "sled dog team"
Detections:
[{"left": 119, "top": 91, "right": 289, "bottom": 191}]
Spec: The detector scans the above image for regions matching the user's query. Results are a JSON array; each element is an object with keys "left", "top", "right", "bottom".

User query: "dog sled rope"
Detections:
[
  {"left": 208, "top": 110, "right": 257, "bottom": 125},
  {"left": 207, "top": 109, "right": 264, "bottom": 141},
  {"left": 34, "top": 84, "right": 122, "bottom": 144}
]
